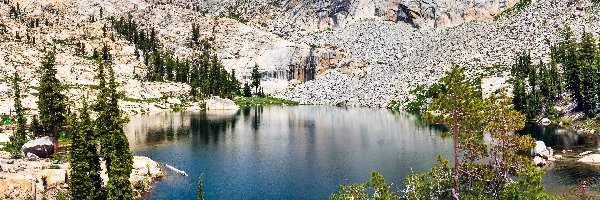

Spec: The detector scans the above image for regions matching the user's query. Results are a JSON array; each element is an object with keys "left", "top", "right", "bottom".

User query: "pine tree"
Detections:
[
  {"left": 29, "top": 115, "right": 40, "bottom": 136},
  {"left": 68, "top": 101, "right": 103, "bottom": 200},
  {"left": 251, "top": 64, "right": 261, "bottom": 95},
  {"left": 580, "top": 61, "right": 597, "bottom": 117},
  {"left": 243, "top": 82, "right": 252, "bottom": 97},
  {"left": 197, "top": 174, "right": 204, "bottom": 200},
  {"left": 103, "top": 65, "right": 134, "bottom": 200},
  {"left": 6, "top": 72, "right": 27, "bottom": 155},
  {"left": 512, "top": 78, "right": 527, "bottom": 113},
  {"left": 37, "top": 50, "right": 67, "bottom": 153},
  {"left": 560, "top": 27, "right": 584, "bottom": 110},
  {"left": 423, "top": 65, "right": 488, "bottom": 198}
]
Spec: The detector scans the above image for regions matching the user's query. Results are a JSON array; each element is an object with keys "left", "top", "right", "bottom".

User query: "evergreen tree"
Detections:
[
  {"left": 103, "top": 65, "right": 134, "bottom": 200},
  {"left": 243, "top": 82, "right": 252, "bottom": 97},
  {"left": 423, "top": 66, "right": 488, "bottom": 198},
  {"left": 560, "top": 27, "right": 584, "bottom": 110},
  {"left": 512, "top": 78, "right": 527, "bottom": 113},
  {"left": 29, "top": 115, "right": 41, "bottom": 136},
  {"left": 580, "top": 61, "right": 597, "bottom": 117},
  {"left": 251, "top": 64, "right": 261, "bottom": 95},
  {"left": 6, "top": 72, "right": 27, "bottom": 156},
  {"left": 68, "top": 101, "right": 103, "bottom": 200},
  {"left": 197, "top": 174, "right": 204, "bottom": 200},
  {"left": 37, "top": 50, "right": 67, "bottom": 153}
]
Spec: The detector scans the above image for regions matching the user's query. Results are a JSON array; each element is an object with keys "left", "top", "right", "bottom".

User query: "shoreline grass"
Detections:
[{"left": 234, "top": 97, "right": 299, "bottom": 106}]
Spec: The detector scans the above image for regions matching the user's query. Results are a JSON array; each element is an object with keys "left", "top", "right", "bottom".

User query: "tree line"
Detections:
[
  {"left": 512, "top": 27, "right": 600, "bottom": 119},
  {"left": 110, "top": 15, "right": 244, "bottom": 99}
]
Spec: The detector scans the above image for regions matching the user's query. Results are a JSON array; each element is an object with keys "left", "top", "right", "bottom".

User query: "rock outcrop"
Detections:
[
  {"left": 206, "top": 96, "right": 240, "bottom": 110},
  {"left": 20, "top": 137, "right": 54, "bottom": 158}
]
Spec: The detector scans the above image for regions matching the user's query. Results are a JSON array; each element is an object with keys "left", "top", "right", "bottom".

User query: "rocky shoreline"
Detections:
[{"left": 0, "top": 154, "right": 164, "bottom": 199}]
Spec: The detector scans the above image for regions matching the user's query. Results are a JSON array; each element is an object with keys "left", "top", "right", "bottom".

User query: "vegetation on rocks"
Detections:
[
  {"left": 495, "top": 0, "right": 532, "bottom": 20},
  {"left": 510, "top": 27, "right": 600, "bottom": 126},
  {"left": 110, "top": 16, "right": 241, "bottom": 99}
]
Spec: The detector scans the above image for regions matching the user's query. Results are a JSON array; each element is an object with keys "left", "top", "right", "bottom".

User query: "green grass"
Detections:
[
  {"left": 234, "top": 97, "right": 299, "bottom": 106},
  {"left": 123, "top": 97, "right": 162, "bottom": 103},
  {"left": 49, "top": 165, "right": 61, "bottom": 169}
]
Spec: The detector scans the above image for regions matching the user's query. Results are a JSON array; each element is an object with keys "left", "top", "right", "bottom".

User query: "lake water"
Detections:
[{"left": 125, "top": 106, "right": 600, "bottom": 199}]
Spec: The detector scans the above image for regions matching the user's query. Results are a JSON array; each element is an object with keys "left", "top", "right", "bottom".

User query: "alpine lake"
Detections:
[{"left": 124, "top": 106, "right": 600, "bottom": 199}]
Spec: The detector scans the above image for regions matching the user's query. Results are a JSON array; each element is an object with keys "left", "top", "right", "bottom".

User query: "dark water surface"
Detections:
[
  {"left": 126, "top": 106, "right": 453, "bottom": 199},
  {"left": 126, "top": 106, "right": 600, "bottom": 199}
]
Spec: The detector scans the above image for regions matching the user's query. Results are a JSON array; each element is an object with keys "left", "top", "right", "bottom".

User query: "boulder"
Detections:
[
  {"left": 43, "top": 169, "right": 67, "bottom": 186},
  {"left": 579, "top": 154, "right": 600, "bottom": 164},
  {"left": 205, "top": 96, "right": 240, "bottom": 110},
  {"left": 531, "top": 141, "right": 548, "bottom": 157},
  {"left": 21, "top": 136, "right": 54, "bottom": 158},
  {"left": 540, "top": 118, "right": 551, "bottom": 126},
  {"left": 533, "top": 156, "right": 545, "bottom": 166}
]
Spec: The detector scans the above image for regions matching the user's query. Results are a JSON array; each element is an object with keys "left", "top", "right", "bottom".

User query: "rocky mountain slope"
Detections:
[{"left": 0, "top": 0, "right": 598, "bottom": 112}]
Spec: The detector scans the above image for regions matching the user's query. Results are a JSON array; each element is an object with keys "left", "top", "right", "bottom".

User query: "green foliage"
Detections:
[
  {"left": 111, "top": 17, "right": 240, "bottom": 99},
  {"left": 401, "top": 67, "right": 560, "bottom": 199},
  {"left": 242, "top": 82, "right": 252, "bottom": 97},
  {"left": 251, "top": 64, "right": 262, "bottom": 95},
  {"left": 97, "top": 64, "right": 134, "bottom": 200},
  {"left": 423, "top": 66, "right": 487, "bottom": 197},
  {"left": 330, "top": 171, "right": 399, "bottom": 200},
  {"left": 29, "top": 115, "right": 42, "bottom": 136},
  {"left": 220, "top": 1, "right": 249, "bottom": 24},
  {"left": 198, "top": 174, "right": 204, "bottom": 200},
  {"left": 234, "top": 97, "right": 299, "bottom": 106},
  {"left": 5, "top": 72, "right": 27, "bottom": 156},
  {"left": 68, "top": 102, "right": 103, "bottom": 200},
  {"left": 511, "top": 52, "right": 563, "bottom": 120},
  {"left": 512, "top": 27, "right": 600, "bottom": 120},
  {"left": 495, "top": 0, "right": 532, "bottom": 20},
  {"left": 38, "top": 50, "right": 67, "bottom": 152}
]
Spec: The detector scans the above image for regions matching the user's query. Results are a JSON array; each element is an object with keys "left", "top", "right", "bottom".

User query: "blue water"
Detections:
[{"left": 126, "top": 106, "right": 453, "bottom": 199}]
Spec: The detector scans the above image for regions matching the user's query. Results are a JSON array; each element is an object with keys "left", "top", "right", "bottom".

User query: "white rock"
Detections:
[
  {"left": 579, "top": 154, "right": 600, "bottom": 164},
  {"left": 205, "top": 96, "right": 240, "bottom": 110}
]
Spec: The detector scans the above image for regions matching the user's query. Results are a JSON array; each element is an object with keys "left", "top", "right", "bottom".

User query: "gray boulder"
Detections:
[{"left": 21, "top": 136, "right": 54, "bottom": 158}]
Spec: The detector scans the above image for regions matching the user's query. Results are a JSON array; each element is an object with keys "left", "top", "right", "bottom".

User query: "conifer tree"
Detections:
[
  {"left": 251, "top": 64, "right": 261, "bottom": 95},
  {"left": 37, "top": 50, "right": 66, "bottom": 153},
  {"left": 68, "top": 101, "right": 103, "bottom": 200},
  {"left": 243, "top": 82, "right": 252, "bottom": 97},
  {"left": 423, "top": 65, "right": 487, "bottom": 198},
  {"left": 6, "top": 72, "right": 27, "bottom": 155},
  {"left": 29, "top": 115, "right": 40, "bottom": 136},
  {"left": 103, "top": 65, "right": 134, "bottom": 200}
]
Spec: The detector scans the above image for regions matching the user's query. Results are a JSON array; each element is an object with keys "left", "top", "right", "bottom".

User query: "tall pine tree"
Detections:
[
  {"left": 102, "top": 65, "right": 134, "bottom": 200},
  {"left": 6, "top": 72, "right": 27, "bottom": 156},
  {"left": 37, "top": 50, "right": 66, "bottom": 153},
  {"left": 68, "top": 101, "right": 103, "bottom": 200}
]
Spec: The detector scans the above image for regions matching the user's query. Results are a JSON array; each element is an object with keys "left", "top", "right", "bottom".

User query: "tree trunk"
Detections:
[
  {"left": 452, "top": 113, "right": 460, "bottom": 200},
  {"left": 53, "top": 125, "right": 59, "bottom": 154}
]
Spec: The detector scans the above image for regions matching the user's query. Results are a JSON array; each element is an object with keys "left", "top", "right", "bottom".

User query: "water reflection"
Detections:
[
  {"left": 520, "top": 123, "right": 600, "bottom": 150},
  {"left": 126, "top": 106, "right": 454, "bottom": 200}
]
